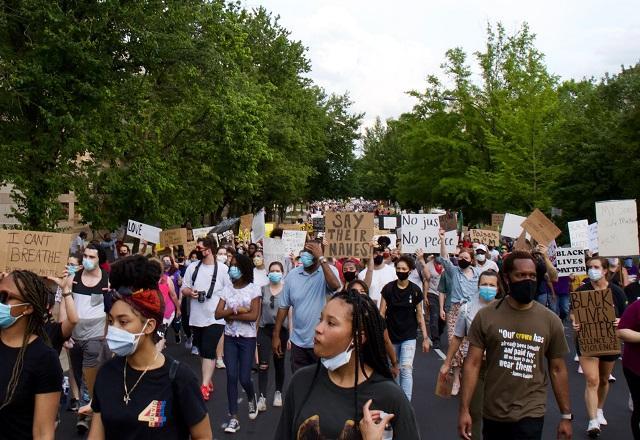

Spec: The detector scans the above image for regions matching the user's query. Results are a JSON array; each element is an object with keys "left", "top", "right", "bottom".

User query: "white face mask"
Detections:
[
  {"left": 217, "top": 255, "right": 228, "bottom": 264},
  {"left": 476, "top": 254, "right": 486, "bottom": 263},
  {"left": 588, "top": 268, "right": 603, "bottom": 282},
  {"left": 321, "top": 339, "right": 354, "bottom": 371}
]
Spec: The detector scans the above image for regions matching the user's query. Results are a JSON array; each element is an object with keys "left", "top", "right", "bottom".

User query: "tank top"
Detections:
[{"left": 159, "top": 274, "right": 175, "bottom": 319}]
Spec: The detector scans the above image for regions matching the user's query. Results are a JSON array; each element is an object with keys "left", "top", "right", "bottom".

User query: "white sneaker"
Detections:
[
  {"left": 578, "top": 365, "right": 583, "bottom": 374},
  {"left": 216, "top": 359, "right": 226, "bottom": 369},
  {"left": 248, "top": 396, "right": 259, "bottom": 420},
  {"left": 608, "top": 374, "right": 616, "bottom": 383},
  {"left": 574, "top": 354, "right": 579, "bottom": 362},
  {"left": 191, "top": 345, "right": 199, "bottom": 356},
  {"left": 273, "top": 391, "right": 283, "bottom": 407},
  {"left": 184, "top": 336, "right": 193, "bottom": 350},
  {"left": 596, "top": 409, "right": 607, "bottom": 426},
  {"left": 587, "top": 419, "right": 600, "bottom": 438},
  {"left": 257, "top": 395, "right": 267, "bottom": 412}
]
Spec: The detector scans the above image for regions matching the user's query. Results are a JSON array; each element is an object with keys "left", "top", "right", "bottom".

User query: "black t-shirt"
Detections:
[
  {"left": 625, "top": 281, "right": 640, "bottom": 304},
  {"left": 0, "top": 336, "right": 63, "bottom": 440},
  {"left": 92, "top": 355, "right": 207, "bottom": 439},
  {"left": 44, "top": 322, "right": 65, "bottom": 355},
  {"left": 577, "top": 282, "right": 627, "bottom": 317},
  {"left": 275, "top": 365, "right": 420, "bottom": 440},
  {"left": 381, "top": 281, "right": 423, "bottom": 344}
]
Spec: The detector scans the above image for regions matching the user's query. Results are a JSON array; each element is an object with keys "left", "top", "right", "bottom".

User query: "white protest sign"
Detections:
[
  {"left": 588, "top": 223, "right": 599, "bottom": 254},
  {"left": 568, "top": 220, "right": 589, "bottom": 249},
  {"left": 501, "top": 213, "right": 527, "bottom": 239},
  {"left": 382, "top": 216, "right": 398, "bottom": 230},
  {"left": 192, "top": 227, "right": 213, "bottom": 240},
  {"left": 251, "top": 209, "right": 266, "bottom": 242},
  {"left": 263, "top": 237, "right": 287, "bottom": 268},
  {"left": 127, "top": 220, "right": 162, "bottom": 244},
  {"left": 400, "top": 214, "right": 458, "bottom": 254},
  {"left": 595, "top": 200, "right": 639, "bottom": 257},
  {"left": 555, "top": 247, "right": 586, "bottom": 276},
  {"left": 282, "top": 230, "right": 307, "bottom": 255}
]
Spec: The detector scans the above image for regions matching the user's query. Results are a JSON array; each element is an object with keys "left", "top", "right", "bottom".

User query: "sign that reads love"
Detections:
[
  {"left": 570, "top": 289, "right": 621, "bottom": 357},
  {"left": 555, "top": 248, "right": 586, "bottom": 276},
  {"left": 469, "top": 229, "right": 500, "bottom": 247},
  {"left": 400, "top": 214, "right": 458, "bottom": 254},
  {"left": 159, "top": 228, "right": 188, "bottom": 247},
  {"left": 0, "top": 230, "right": 73, "bottom": 277},
  {"left": 127, "top": 220, "right": 162, "bottom": 244},
  {"left": 324, "top": 212, "right": 374, "bottom": 258}
]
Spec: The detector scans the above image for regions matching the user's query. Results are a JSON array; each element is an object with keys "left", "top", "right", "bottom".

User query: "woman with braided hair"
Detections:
[
  {"left": 0, "top": 270, "right": 63, "bottom": 439},
  {"left": 274, "top": 290, "right": 420, "bottom": 440}
]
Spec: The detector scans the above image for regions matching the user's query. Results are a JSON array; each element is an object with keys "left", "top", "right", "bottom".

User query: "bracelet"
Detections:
[{"left": 62, "top": 292, "right": 72, "bottom": 298}]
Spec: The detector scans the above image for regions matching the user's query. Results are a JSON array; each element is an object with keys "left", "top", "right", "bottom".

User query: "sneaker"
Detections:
[
  {"left": 191, "top": 345, "right": 199, "bottom": 356},
  {"left": 200, "top": 384, "right": 210, "bottom": 401},
  {"left": 273, "top": 391, "right": 283, "bottom": 407},
  {"left": 224, "top": 418, "right": 240, "bottom": 433},
  {"left": 578, "top": 365, "right": 583, "bottom": 374},
  {"left": 248, "top": 396, "right": 259, "bottom": 420},
  {"left": 216, "top": 359, "right": 226, "bottom": 369},
  {"left": 76, "top": 414, "right": 90, "bottom": 435},
  {"left": 596, "top": 409, "right": 607, "bottom": 426},
  {"left": 184, "top": 336, "right": 193, "bottom": 350},
  {"left": 574, "top": 354, "right": 579, "bottom": 362},
  {"left": 257, "top": 395, "right": 267, "bottom": 412},
  {"left": 587, "top": 419, "right": 600, "bottom": 438},
  {"left": 608, "top": 374, "right": 616, "bottom": 383}
]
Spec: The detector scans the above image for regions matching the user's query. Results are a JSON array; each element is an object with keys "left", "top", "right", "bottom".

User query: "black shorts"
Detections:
[
  {"left": 192, "top": 324, "right": 225, "bottom": 359},
  {"left": 576, "top": 340, "right": 620, "bottom": 362}
]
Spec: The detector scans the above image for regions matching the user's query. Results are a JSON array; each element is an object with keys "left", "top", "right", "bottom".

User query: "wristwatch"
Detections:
[
  {"left": 318, "top": 256, "right": 328, "bottom": 265},
  {"left": 560, "top": 413, "right": 573, "bottom": 420}
]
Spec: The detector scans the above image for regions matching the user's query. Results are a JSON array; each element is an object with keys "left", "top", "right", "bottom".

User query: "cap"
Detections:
[{"left": 475, "top": 244, "right": 488, "bottom": 253}]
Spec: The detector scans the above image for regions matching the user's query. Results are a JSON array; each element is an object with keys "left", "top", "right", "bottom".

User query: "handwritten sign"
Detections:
[
  {"left": 439, "top": 213, "right": 458, "bottom": 232},
  {"left": 570, "top": 289, "right": 621, "bottom": 357},
  {"left": 240, "top": 214, "right": 253, "bottom": 232},
  {"left": 521, "top": 209, "right": 561, "bottom": 245},
  {"left": 588, "top": 223, "right": 599, "bottom": 254},
  {"left": 400, "top": 214, "right": 458, "bottom": 254},
  {"left": 282, "top": 230, "right": 307, "bottom": 255},
  {"left": 469, "top": 229, "right": 500, "bottom": 247},
  {"left": 263, "top": 237, "right": 287, "bottom": 268},
  {"left": 491, "top": 213, "right": 505, "bottom": 228},
  {"left": 0, "top": 230, "right": 73, "bottom": 277},
  {"left": 380, "top": 216, "right": 399, "bottom": 230},
  {"left": 159, "top": 228, "right": 188, "bottom": 247},
  {"left": 568, "top": 220, "right": 589, "bottom": 250},
  {"left": 595, "top": 200, "right": 639, "bottom": 257},
  {"left": 191, "top": 227, "right": 213, "bottom": 240},
  {"left": 555, "top": 248, "right": 586, "bottom": 276},
  {"left": 324, "top": 212, "right": 374, "bottom": 258},
  {"left": 127, "top": 219, "right": 162, "bottom": 244},
  {"left": 501, "top": 213, "right": 526, "bottom": 239},
  {"left": 312, "top": 217, "right": 325, "bottom": 233}
]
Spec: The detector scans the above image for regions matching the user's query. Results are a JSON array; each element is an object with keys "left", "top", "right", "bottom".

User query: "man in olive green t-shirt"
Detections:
[{"left": 458, "top": 250, "right": 573, "bottom": 440}]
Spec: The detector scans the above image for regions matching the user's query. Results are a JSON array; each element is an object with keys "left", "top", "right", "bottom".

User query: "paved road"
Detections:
[{"left": 58, "top": 325, "right": 633, "bottom": 439}]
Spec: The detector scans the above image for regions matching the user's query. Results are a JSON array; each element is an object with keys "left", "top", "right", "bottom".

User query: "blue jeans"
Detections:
[
  {"left": 557, "top": 295, "right": 570, "bottom": 322},
  {"left": 224, "top": 336, "right": 257, "bottom": 416},
  {"left": 535, "top": 293, "right": 557, "bottom": 314},
  {"left": 393, "top": 339, "right": 416, "bottom": 401}
]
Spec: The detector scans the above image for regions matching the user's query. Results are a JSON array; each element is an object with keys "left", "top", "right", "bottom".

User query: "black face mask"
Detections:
[
  {"left": 195, "top": 251, "right": 204, "bottom": 260},
  {"left": 396, "top": 271, "right": 410, "bottom": 281},
  {"left": 509, "top": 279, "right": 537, "bottom": 304},
  {"left": 343, "top": 271, "right": 357, "bottom": 282},
  {"left": 373, "top": 255, "right": 384, "bottom": 266},
  {"left": 458, "top": 259, "right": 471, "bottom": 269}
]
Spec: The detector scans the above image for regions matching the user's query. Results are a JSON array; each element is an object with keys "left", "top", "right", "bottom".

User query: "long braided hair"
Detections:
[
  {"left": 293, "top": 290, "right": 392, "bottom": 434},
  {"left": 1, "top": 271, "right": 51, "bottom": 409}
]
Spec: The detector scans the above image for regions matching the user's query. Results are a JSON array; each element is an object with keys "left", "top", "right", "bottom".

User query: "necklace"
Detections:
[{"left": 123, "top": 350, "right": 160, "bottom": 405}]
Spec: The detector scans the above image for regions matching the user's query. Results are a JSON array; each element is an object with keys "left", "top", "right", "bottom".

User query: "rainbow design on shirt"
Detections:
[{"left": 138, "top": 400, "right": 167, "bottom": 428}]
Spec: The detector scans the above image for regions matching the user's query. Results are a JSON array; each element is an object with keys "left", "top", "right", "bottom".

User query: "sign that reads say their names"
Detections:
[
  {"left": 401, "top": 214, "right": 458, "bottom": 254},
  {"left": 324, "top": 212, "right": 374, "bottom": 258},
  {"left": 595, "top": 200, "right": 639, "bottom": 257},
  {"left": 469, "top": 229, "right": 500, "bottom": 247},
  {"left": 0, "top": 230, "right": 73, "bottom": 277},
  {"left": 555, "top": 248, "right": 586, "bottom": 276},
  {"left": 570, "top": 289, "right": 621, "bottom": 357},
  {"left": 568, "top": 220, "right": 589, "bottom": 250},
  {"left": 127, "top": 219, "right": 162, "bottom": 244},
  {"left": 282, "top": 230, "right": 307, "bottom": 255},
  {"left": 159, "top": 228, "right": 188, "bottom": 247}
]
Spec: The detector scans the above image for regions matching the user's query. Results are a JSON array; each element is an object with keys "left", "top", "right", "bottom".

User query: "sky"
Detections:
[{"left": 241, "top": 0, "right": 640, "bottom": 129}]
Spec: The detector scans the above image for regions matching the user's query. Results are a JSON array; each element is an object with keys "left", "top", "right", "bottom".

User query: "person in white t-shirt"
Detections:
[
  {"left": 474, "top": 244, "right": 499, "bottom": 272},
  {"left": 180, "top": 236, "right": 230, "bottom": 402},
  {"left": 359, "top": 245, "right": 397, "bottom": 307}
]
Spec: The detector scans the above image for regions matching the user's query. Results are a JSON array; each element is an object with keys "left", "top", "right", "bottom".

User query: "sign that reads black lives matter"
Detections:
[
  {"left": 570, "top": 289, "right": 620, "bottom": 357},
  {"left": 555, "top": 247, "right": 586, "bottom": 276}
]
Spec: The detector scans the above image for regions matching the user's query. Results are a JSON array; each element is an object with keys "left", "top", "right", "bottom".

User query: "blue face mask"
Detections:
[
  {"left": 106, "top": 321, "right": 148, "bottom": 357},
  {"left": 479, "top": 286, "right": 497, "bottom": 302},
  {"left": 82, "top": 258, "right": 96, "bottom": 271},
  {"left": 624, "top": 258, "right": 634, "bottom": 269},
  {"left": 300, "top": 252, "right": 315, "bottom": 268},
  {"left": 66, "top": 265, "right": 78, "bottom": 276},
  {"left": 268, "top": 272, "right": 283, "bottom": 284},
  {"left": 321, "top": 339, "right": 354, "bottom": 371},
  {"left": 229, "top": 266, "right": 242, "bottom": 281},
  {"left": 0, "top": 302, "right": 29, "bottom": 329}
]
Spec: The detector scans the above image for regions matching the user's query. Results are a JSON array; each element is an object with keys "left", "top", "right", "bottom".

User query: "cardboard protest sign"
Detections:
[
  {"left": 400, "top": 214, "right": 458, "bottom": 254},
  {"left": 595, "top": 200, "right": 639, "bottom": 257},
  {"left": 127, "top": 220, "right": 162, "bottom": 244},
  {"left": 521, "top": 209, "right": 561, "bottom": 245},
  {"left": 555, "top": 248, "right": 586, "bottom": 276},
  {"left": 491, "top": 213, "right": 505, "bottom": 228},
  {"left": 240, "top": 214, "right": 253, "bottom": 232},
  {"left": 263, "top": 237, "right": 287, "bottom": 267},
  {"left": 282, "top": 230, "right": 307, "bottom": 255},
  {"left": 182, "top": 241, "right": 197, "bottom": 256},
  {"left": 501, "top": 213, "right": 527, "bottom": 239},
  {"left": 0, "top": 230, "right": 73, "bottom": 277},
  {"left": 513, "top": 230, "right": 531, "bottom": 251},
  {"left": 568, "top": 220, "right": 589, "bottom": 250},
  {"left": 324, "top": 212, "right": 374, "bottom": 258},
  {"left": 279, "top": 224, "right": 303, "bottom": 231},
  {"left": 469, "top": 229, "right": 500, "bottom": 247},
  {"left": 159, "top": 228, "right": 188, "bottom": 247},
  {"left": 439, "top": 213, "right": 458, "bottom": 232},
  {"left": 380, "top": 216, "right": 399, "bottom": 230},
  {"left": 570, "top": 289, "right": 621, "bottom": 357},
  {"left": 588, "top": 223, "right": 599, "bottom": 254}
]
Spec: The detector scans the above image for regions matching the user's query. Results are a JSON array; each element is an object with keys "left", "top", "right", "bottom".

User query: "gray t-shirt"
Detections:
[
  {"left": 260, "top": 284, "right": 288, "bottom": 329},
  {"left": 453, "top": 299, "right": 484, "bottom": 338}
]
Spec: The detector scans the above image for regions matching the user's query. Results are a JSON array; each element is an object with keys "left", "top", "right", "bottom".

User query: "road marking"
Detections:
[{"left": 435, "top": 348, "right": 446, "bottom": 360}]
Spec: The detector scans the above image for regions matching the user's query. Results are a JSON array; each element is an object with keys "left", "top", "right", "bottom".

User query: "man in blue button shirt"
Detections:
[{"left": 272, "top": 240, "right": 341, "bottom": 372}]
